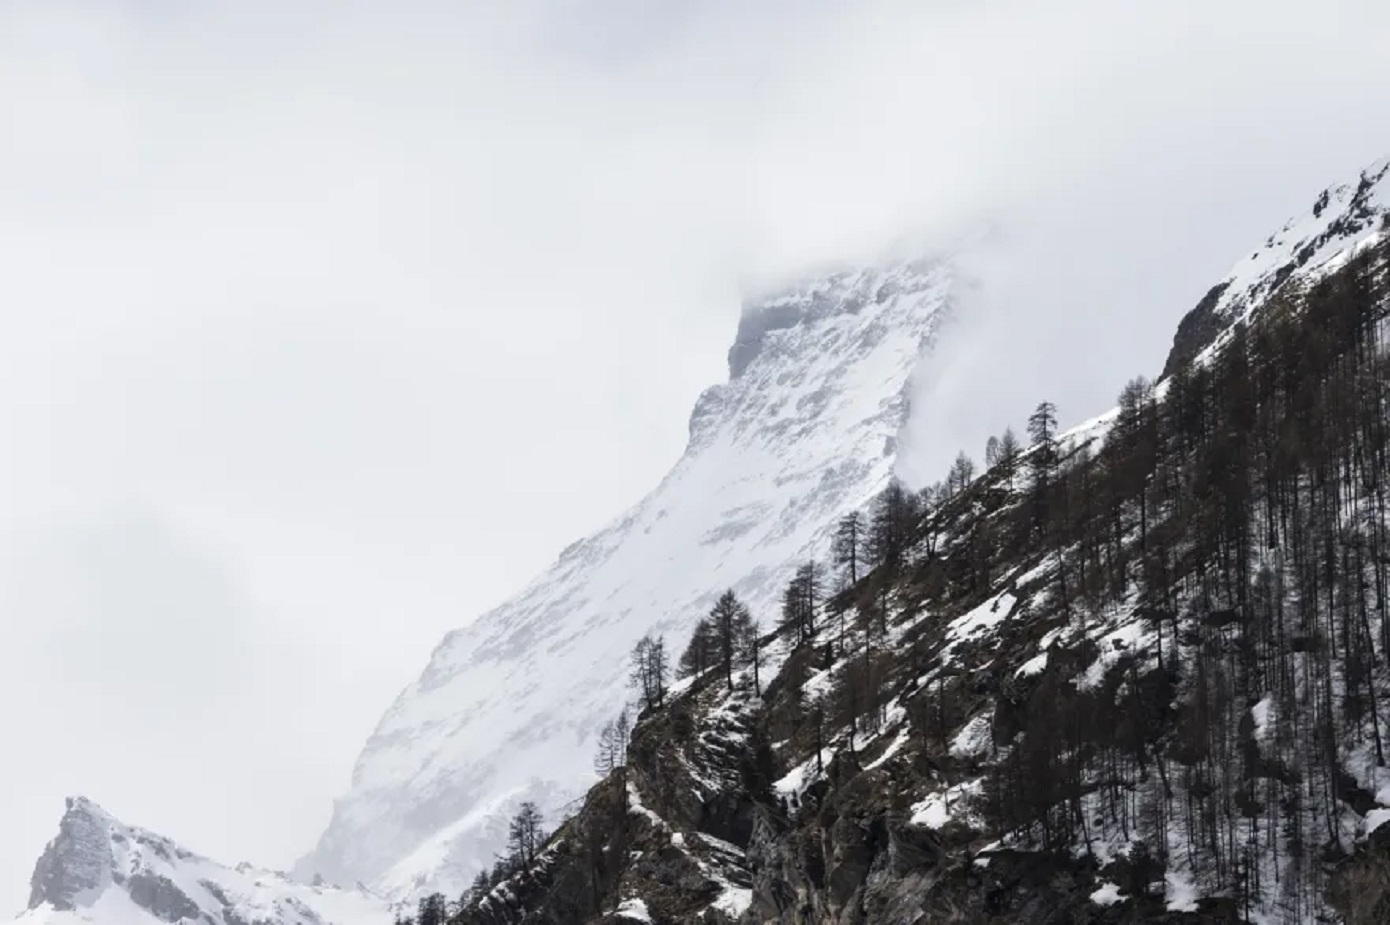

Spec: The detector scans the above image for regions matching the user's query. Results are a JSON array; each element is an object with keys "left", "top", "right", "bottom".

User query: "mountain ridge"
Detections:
[
  {"left": 17, "top": 797, "right": 386, "bottom": 925},
  {"left": 297, "top": 255, "right": 960, "bottom": 898}
]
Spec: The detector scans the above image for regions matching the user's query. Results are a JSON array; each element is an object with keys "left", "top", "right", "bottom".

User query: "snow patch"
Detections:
[
  {"left": 616, "top": 897, "right": 652, "bottom": 922},
  {"left": 949, "top": 715, "right": 992, "bottom": 760},
  {"left": 1015, "top": 652, "right": 1048, "bottom": 678},
  {"left": 1089, "top": 882, "right": 1125, "bottom": 907},
  {"left": 1165, "top": 868, "right": 1199, "bottom": 913},
  {"left": 910, "top": 779, "right": 984, "bottom": 829}
]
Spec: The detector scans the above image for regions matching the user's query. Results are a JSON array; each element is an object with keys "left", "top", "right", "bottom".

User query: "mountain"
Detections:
[
  {"left": 436, "top": 159, "right": 1390, "bottom": 923},
  {"left": 16, "top": 798, "right": 386, "bottom": 925},
  {"left": 1163, "top": 156, "right": 1390, "bottom": 376},
  {"left": 298, "top": 256, "right": 961, "bottom": 896}
]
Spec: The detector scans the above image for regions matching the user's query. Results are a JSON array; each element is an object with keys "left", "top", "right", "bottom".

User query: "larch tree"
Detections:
[
  {"left": 710, "top": 589, "right": 755, "bottom": 690},
  {"left": 629, "top": 634, "right": 668, "bottom": 711},
  {"left": 507, "top": 801, "right": 545, "bottom": 868},
  {"left": 832, "top": 510, "right": 866, "bottom": 585}
]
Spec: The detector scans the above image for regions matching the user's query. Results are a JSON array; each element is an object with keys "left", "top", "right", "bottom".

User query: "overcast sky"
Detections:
[{"left": 3, "top": 0, "right": 1390, "bottom": 914}]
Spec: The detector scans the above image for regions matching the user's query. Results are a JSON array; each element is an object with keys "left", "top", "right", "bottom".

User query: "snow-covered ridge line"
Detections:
[
  {"left": 1163, "top": 157, "right": 1390, "bottom": 376},
  {"left": 299, "top": 253, "right": 958, "bottom": 898},
  {"left": 17, "top": 797, "right": 387, "bottom": 925}
]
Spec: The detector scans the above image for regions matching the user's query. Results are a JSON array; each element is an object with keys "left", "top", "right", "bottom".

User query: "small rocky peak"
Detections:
[
  {"left": 726, "top": 256, "right": 943, "bottom": 380},
  {"left": 28, "top": 797, "right": 118, "bottom": 911}
]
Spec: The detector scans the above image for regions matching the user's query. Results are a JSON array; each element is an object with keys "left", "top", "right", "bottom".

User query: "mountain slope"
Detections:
[
  {"left": 442, "top": 158, "right": 1390, "bottom": 924},
  {"left": 16, "top": 798, "right": 386, "bottom": 925},
  {"left": 1163, "top": 156, "right": 1390, "bottom": 376},
  {"left": 299, "top": 257, "right": 958, "bottom": 896}
]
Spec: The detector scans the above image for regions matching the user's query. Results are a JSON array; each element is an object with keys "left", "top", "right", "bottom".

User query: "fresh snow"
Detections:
[
  {"left": 910, "top": 779, "right": 984, "bottom": 829},
  {"left": 949, "top": 715, "right": 992, "bottom": 760},
  {"left": 861, "top": 730, "right": 910, "bottom": 771},
  {"left": 1165, "top": 868, "right": 1199, "bottom": 913},
  {"left": 301, "top": 257, "right": 958, "bottom": 895},
  {"left": 1365, "top": 809, "right": 1390, "bottom": 837},
  {"left": 1251, "top": 695, "right": 1275, "bottom": 745},
  {"left": 1089, "top": 882, "right": 1125, "bottom": 907},
  {"left": 17, "top": 798, "right": 387, "bottom": 925},
  {"left": 710, "top": 885, "right": 753, "bottom": 918},
  {"left": 1188, "top": 159, "right": 1390, "bottom": 370},
  {"left": 615, "top": 897, "right": 652, "bottom": 922},
  {"left": 1014, "top": 652, "right": 1048, "bottom": 678}
]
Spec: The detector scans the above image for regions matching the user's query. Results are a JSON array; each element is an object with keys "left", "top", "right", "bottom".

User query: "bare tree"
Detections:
[
  {"left": 507, "top": 801, "right": 545, "bottom": 868},
  {"left": 832, "top": 511, "right": 866, "bottom": 585},
  {"left": 629, "top": 634, "right": 668, "bottom": 711}
]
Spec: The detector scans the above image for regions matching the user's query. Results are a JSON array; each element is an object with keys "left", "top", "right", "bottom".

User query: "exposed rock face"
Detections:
[
  {"left": 28, "top": 798, "right": 115, "bottom": 912},
  {"left": 300, "top": 256, "right": 958, "bottom": 898},
  {"left": 17, "top": 798, "right": 387, "bottom": 925},
  {"left": 1159, "top": 281, "right": 1229, "bottom": 379},
  {"left": 124, "top": 874, "right": 201, "bottom": 924}
]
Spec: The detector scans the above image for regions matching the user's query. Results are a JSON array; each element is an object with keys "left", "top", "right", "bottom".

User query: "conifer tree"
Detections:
[
  {"left": 508, "top": 801, "right": 545, "bottom": 868},
  {"left": 832, "top": 511, "right": 866, "bottom": 585},
  {"left": 629, "top": 634, "right": 668, "bottom": 711},
  {"left": 710, "top": 589, "right": 754, "bottom": 690},
  {"left": 867, "top": 480, "right": 918, "bottom": 569}
]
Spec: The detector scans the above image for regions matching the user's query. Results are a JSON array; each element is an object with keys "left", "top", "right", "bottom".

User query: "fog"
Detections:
[{"left": 3, "top": 0, "right": 1390, "bottom": 914}]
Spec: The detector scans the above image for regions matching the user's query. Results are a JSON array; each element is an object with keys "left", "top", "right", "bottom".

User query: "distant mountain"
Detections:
[
  {"left": 16, "top": 798, "right": 386, "bottom": 925},
  {"left": 297, "top": 256, "right": 960, "bottom": 897}
]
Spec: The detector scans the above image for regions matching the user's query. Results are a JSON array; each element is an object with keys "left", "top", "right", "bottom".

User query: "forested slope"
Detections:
[{"left": 406, "top": 218, "right": 1390, "bottom": 923}]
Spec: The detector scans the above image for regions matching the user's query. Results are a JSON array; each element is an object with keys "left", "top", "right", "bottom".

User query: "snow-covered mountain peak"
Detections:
[
  {"left": 724, "top": 257, "right": 941, "bottom": 380},
  {"left": 298, "top": 252, "right": 958, "bottom": 898},
  {"left": 1164, "top": 156, "right": 1390, "bottom": 375},
  {"left": 18, "top": 798, "right": 386, "bottom": 925}
]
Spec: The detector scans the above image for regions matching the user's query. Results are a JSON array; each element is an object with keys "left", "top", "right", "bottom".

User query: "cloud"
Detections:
[{"left": 1, "top": 0, "right": 1390, "bottom": 912}]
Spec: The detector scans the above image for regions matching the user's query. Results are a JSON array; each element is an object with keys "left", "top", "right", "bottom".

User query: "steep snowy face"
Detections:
[
  {"left": 299, "top": 256, "right": 956, "bottom": 896},
  {"left": 1163, "top": 157, "right": 1390, "bottom": 376},
  {"left": 17, "top": 798, "right": 386, "bottom": 925}
]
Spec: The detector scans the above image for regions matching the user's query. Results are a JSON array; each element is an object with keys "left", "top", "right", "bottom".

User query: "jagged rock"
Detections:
[
  {"left": 17, "top": 798, "right": 386, "bottom": 925},
  {"left": 125, "top": 874, "right": 201, "bottom": 923},
  {"left": 28, "top": 798, "right": 115, "bottom": 912}
]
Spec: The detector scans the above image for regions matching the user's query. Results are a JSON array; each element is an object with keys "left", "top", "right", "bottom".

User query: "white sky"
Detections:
[{"left": 3, "top": 0, "right": 1390, "bottom": 914}]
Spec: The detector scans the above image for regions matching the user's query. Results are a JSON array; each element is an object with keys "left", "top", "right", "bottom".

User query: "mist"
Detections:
[{"left": 3, "top": 0, "right": 1390, "bottom": 914}]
